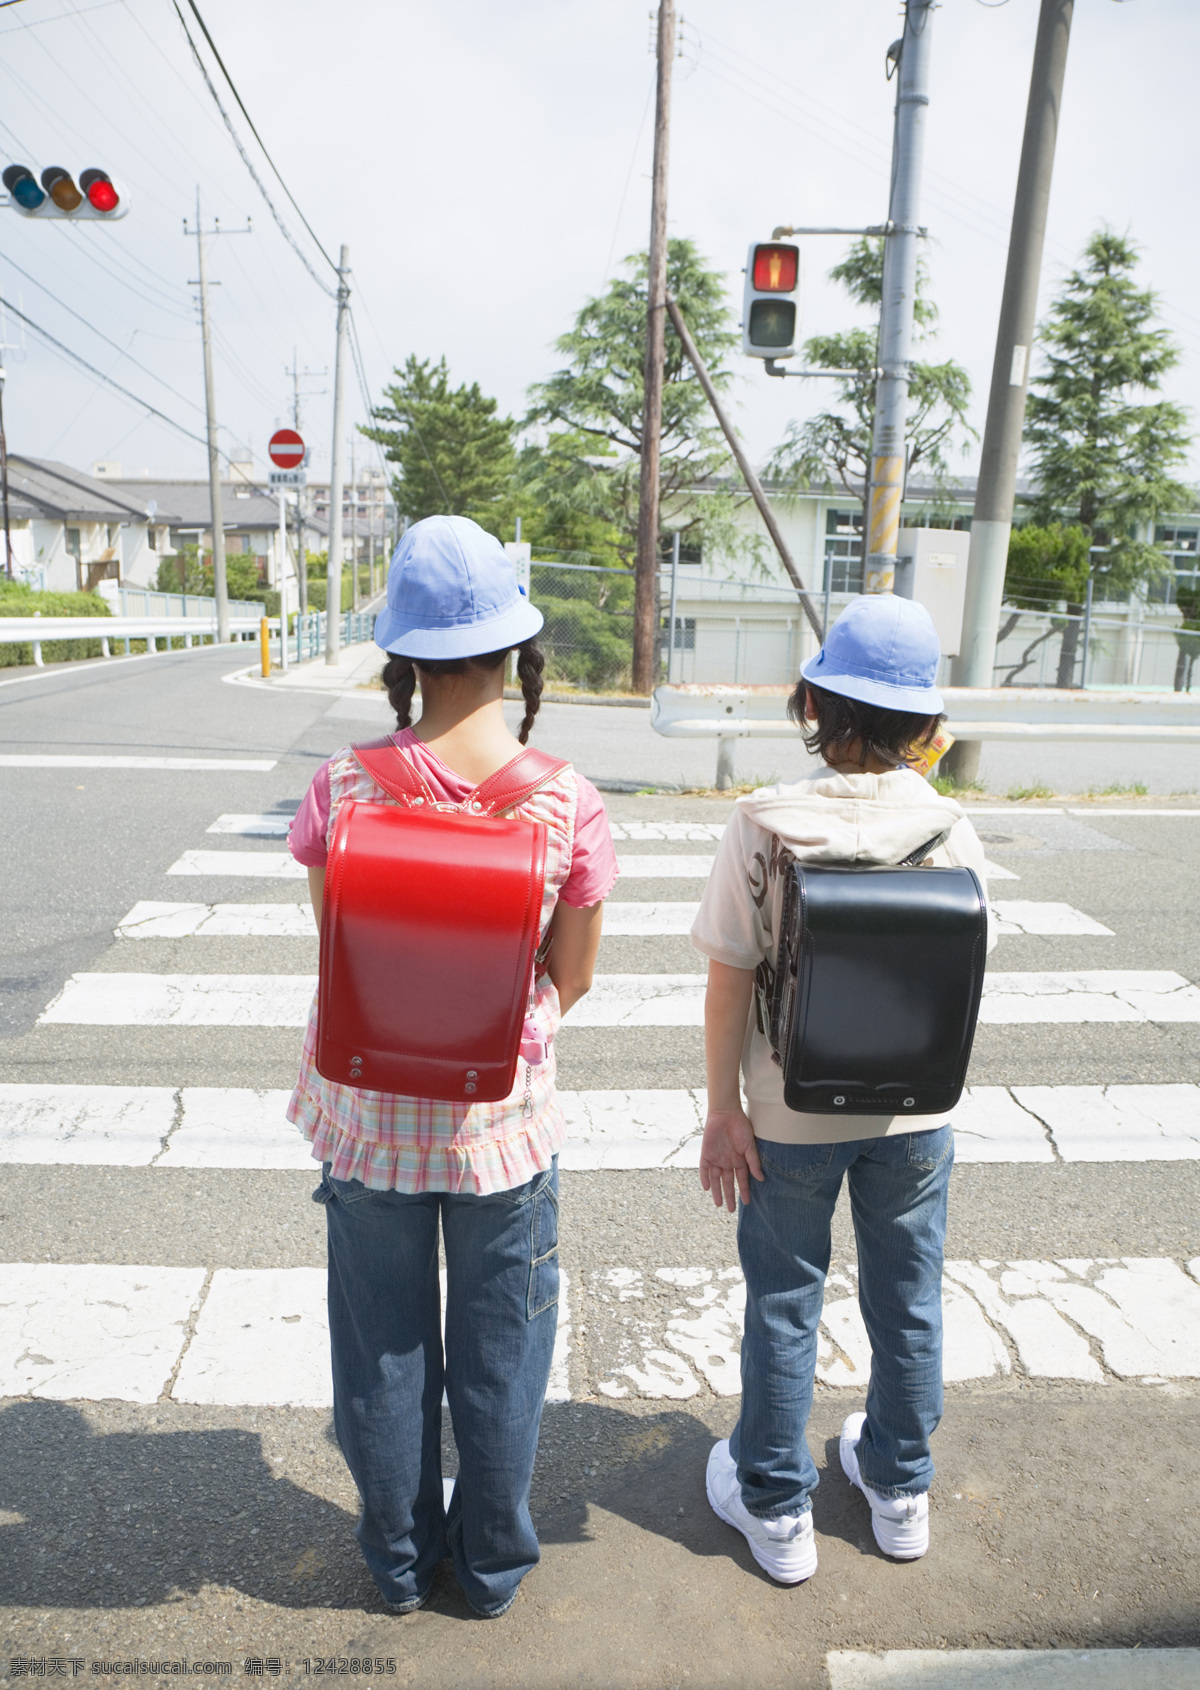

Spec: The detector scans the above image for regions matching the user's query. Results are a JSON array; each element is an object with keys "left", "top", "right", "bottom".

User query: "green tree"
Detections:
[
  {"left": 995, "top": 523, "right": 1090, "bottom": 684},
  {"left": 767, "top": 238, "right": 974, "bottom": 510},
  {"left": 154, "top": 546, "right": 262, "bottom": 602},
  {"left": 360, "top": 355, "right": 517, "bottom": 535},
  {"left": 523, "top": 239, "right": 743, "bottom": 569},
  {"left": 1023, "top": 229, "right": 1193, "bottom": 684}
]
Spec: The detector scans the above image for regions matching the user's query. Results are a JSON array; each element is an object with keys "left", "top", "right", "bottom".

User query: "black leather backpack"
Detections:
[{"left": 756, "top": 833, "right": 987, "bottom": 1117}]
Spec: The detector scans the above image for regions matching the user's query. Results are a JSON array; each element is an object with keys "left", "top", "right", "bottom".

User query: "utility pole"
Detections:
[
  {"left": 349, "top": 436, "right": 357, "bottom": 611},
  {"left": 863, "top": 0, "right": 936, "bottom": 596},
  {"left": 0, "top": 367, "right": 12, "bottom": 579},
  {"left": 951, "top": 0, "right": 1074, "bottom": 778},
  {"left": 325, "top": 245, "right": 350, "bottom": 666},
  {"left": 289, "top": 351, "right": 326, "bottom": 618},
  {"left": 185, "top": 193, "right": 249, "bottom": 644},
  {"left": 633, "top": 0, "right": 676, "bottom": 693}
]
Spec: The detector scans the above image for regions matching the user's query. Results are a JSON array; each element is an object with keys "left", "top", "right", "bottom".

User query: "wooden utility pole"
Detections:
[{"left": 633, "top": 0, "right": 676, "bottom": 693}]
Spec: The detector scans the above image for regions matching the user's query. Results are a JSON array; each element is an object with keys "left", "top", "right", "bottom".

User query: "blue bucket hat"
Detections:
[
  {"left": 800, "top": 594, "right": 943, "bottom": 713},
  {"left": 373, "top": 514, "right": 544, "bottom": 660}
]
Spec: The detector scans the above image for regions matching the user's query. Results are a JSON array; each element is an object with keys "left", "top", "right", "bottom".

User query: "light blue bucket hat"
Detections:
[
  {"left": 374, "top": 514, "right": 544, "bottom": 660},
  {"left": 800, "top": 593, "right": 943, "bottom": 713}
]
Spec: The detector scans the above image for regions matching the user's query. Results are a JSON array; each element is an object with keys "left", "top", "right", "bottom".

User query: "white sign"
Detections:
[
  {"left": 269, "top": 470, "right": 306, "bottom": 487},
  {"left": 504, "top": 541, "right": 532, "bottom": 598}
]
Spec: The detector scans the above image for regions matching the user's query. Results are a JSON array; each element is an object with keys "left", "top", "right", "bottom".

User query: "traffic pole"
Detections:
[
  {"left": 325, "top": 245, "right": 350, "bottom": 666},
  {"left": 863, "top": 0, "right": 936, "bottom": 597},
  {"left": 951, "top": 0, "right": 1074, "bottom": 780},
  {"left": 633, "top": 0, "right": 676, "bottom": 693},
  {"left": 0, "top": 367, "right": 12, "bottom": 579},
  {"left": 194, "top": 191, "right": 229, "bottom": 644}
]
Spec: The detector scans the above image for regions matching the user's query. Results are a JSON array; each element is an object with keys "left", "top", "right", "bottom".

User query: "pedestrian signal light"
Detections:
[
  {"left": 742, "top": 240, "right": 801, "bottom": 359},
  {"left": 2, "top": 161, "right": 128, "bottom": 219}
]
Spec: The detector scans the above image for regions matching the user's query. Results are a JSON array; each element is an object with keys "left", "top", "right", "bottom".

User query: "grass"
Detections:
[
  {"left": 1082, "top": 781, "right": 1149, "bottom": 798},
  {"left": 1004, "top": 781, "right": 1056, "bottom": 802},
  {"left": 929, "top": 773, "right": 987, "bottom": 798}
]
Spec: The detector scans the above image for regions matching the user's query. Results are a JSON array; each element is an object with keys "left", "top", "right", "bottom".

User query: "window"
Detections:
[
  {"left": 823, "top": 509, "right": 863, "bottom": 593},
  {"left": 660, "top": 615, "right": 695, "bottom": 650},
  {"left": 1154, "top": 525, "right": 1200, "bottom": 604},
  {"left": 65, "top": 527, "right": 81, "bottom": 558},
  {"left": 660, "top": 535, "right": 702, "bottom": 569}
]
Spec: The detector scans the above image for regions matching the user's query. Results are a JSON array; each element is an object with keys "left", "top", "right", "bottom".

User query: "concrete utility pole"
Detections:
[
  {"left": 325, "top": 245, "right": 350, "bottom": 666},
  {"left": 193, "top": 192, "right": 228, "bottom": 644},
  {"left": 863, "top": 0, "right": 936, "bottom": 596},
  {"left": 952, "top": 0, "right": 1074, "bottom": 777},
  {"left": 349, "top": 437, "right": 357, "bottom": 611},
  {"left": 0, "top": 367, "right": 12, "bottom": 579},
  {"left": 633, "top": 0, "right": 676, "bottom": 693}
]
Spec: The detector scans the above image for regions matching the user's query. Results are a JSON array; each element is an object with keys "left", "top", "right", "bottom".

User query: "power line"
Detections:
[
  {"left": 180, "top": 0, "right": 338, "bottom": 277},
  {"left": 0, "top": 290, "right": 229, "bottom": 459},
  {"left": 0, "top": 247, "right": 205, "bottom": 414},
  {"left": 169, "top": 0, "right": 335, "bottom": 298}
]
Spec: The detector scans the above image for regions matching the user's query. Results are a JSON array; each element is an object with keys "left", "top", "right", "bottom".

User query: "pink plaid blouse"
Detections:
[{"left": 286, "top": 730, "right": 617, "bottom": 1195}]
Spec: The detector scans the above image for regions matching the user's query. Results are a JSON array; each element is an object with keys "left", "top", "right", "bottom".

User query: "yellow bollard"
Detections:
[{"left": 259, "top": 616, "right": 271, "bottom": 678}]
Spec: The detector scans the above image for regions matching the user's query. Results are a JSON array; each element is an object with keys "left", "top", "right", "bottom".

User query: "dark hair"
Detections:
[
  {"left": 788, "top": 679, "right": 943, "bottom": 769},
  {"left": 381, "top": 641, "right": 546, "bottom": 746}
]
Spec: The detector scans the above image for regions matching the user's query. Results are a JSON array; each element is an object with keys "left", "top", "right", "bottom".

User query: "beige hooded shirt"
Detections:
[{"left": 690, "top": 767, "right": 995, "bottom": 1145}]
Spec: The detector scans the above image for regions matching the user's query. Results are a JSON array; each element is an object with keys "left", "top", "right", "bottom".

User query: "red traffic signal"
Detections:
[
  {"left": 751, "top": 243, "right": 799, "bottom": 293},
  {"left": 2, "top": 161, "right": 128, "bottom": 220}
]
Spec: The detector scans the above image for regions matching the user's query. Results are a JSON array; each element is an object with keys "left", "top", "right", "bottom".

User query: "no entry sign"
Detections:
[{"left": 269, "top": 428, "right": 305, "bottom": 469}]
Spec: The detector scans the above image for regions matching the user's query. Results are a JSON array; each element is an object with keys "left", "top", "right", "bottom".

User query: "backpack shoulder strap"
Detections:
[
  {"left": 898, "top": 829, "right": 951, "bottom": 868},
  {"left": 350, "top": 738, "right": 439, "bottom": 807},
  {"left": 471, "top": 747, "right": 571, "bottom": 816}
]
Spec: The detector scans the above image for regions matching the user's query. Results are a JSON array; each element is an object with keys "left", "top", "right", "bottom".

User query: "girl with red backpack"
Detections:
[{"left": 287, "top": 516, "right": 617, "bottom": 1617}]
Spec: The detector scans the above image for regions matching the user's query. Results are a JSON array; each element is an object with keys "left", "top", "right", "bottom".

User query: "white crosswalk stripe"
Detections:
[
  {"left": 37, "top": 967, "right": 1200, "bottom": 1028},
  {"left": 14, "top": 797, "right": 1196, "bottom": 1418}
]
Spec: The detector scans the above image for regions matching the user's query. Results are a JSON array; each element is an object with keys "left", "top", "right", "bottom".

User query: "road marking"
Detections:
[
  {"left": 166, "top": 850, "right": 306, "bottom": 878},
  {"left": 983, "top": 858, "right": 1018, "bottom": 880},
  {"left": 0, "top": 1263, "right": 572, "bottom": 1407},
  {"left": 826, "top": 1648, "right": 1200, "bottom": 1688},
  {"left": 992, "top": 900, "right": 1113, "bottom": 935},
  {"left": 8, "top": 1083, "right": 1198, "bottom": 1168},
  {"left": 607, "top": 822, "right": 726, "bottom": 841},
  {"left": 980, "top": 969, "right": 1200, "bottom": 1023},
  {"left": 959, "top": 807, "right": 1066, "bottom": 815},
  {"left": 0, "top": 755, "right": 277, "bottom": 770},
  {"left": 589, "top": 1255, "right": 1200, "bottom": 1399},
  {"left": 38, "top": 969, "right": 1200, "bottom": 1028},
  {"left": 115, "top": 901, "right": 317, "bottom": 938},
  {"left": 0, "top": 1264, "right": 206, "bottom": 1402},
  {"left": 616, "top": 854, "right": 716, "bottom": 879},
  {"left": 206, "top": 813, "right": 292, "bottom": 836},
  {"left": 1067, "top": 808, "right": 1200, "bottom": 817},
  {"left": 601, "top": 901, "right": 701, "bottom": 936}
]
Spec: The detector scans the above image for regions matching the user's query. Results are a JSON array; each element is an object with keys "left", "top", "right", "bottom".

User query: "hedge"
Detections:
[{"left": 0, "top": 586, "right": 113, "bottom": 667}]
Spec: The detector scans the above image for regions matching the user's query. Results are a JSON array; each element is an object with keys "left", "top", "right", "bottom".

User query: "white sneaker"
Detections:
[
  {"left": 705, "top": 1439, "right": 817, "bottom": 1584},
  {"left": 838, "top": 1411, "right": 929, "bottom": 1560}
]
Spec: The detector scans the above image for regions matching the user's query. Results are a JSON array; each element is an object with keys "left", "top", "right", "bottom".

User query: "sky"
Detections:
[{"left": 0, "top": 0, "right": 1195, "bottom": 501}]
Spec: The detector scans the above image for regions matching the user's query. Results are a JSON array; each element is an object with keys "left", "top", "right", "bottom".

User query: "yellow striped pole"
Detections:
[
  {"left": 259, "top": 616, "right": 271, "bottom": 678},
  {"left": 865, "top": 455, "right": 904, "bottom": 593}
]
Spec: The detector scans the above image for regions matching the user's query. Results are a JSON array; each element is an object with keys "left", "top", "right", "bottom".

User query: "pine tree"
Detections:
[
  {"left": 361, "top": 355, "right": 517, "bottom": 534},
  {"left": 1021, "top": 229, "right": 1193, "bottom": 685},
  {"left": 767, "top": 238, "right": 973, "bottom": 511},
  {"left": 523, "top": 239, "right": 741, "bottom": 568}
]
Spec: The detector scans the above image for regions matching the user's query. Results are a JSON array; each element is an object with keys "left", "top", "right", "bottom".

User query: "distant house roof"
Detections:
[
  {"left": 6, "top": 457, "right": 175, "bottom": 523},
  {"left": 103, "top": 478, "right": 282, "bottom": 531}
]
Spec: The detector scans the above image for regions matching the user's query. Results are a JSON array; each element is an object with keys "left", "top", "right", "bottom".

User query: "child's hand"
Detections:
[{"left": 699, "top": 1107, "right": 764, "bottom": 1213}]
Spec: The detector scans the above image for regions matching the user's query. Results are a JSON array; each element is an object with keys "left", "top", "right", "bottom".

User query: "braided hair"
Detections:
[{"left": 381, "top": 640, "right": 546, "bottom": 745}]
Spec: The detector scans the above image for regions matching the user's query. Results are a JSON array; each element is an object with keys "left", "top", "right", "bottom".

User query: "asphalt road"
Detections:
[{"left": 1, "top": 645, "right": 1198, "bottom": 1688}]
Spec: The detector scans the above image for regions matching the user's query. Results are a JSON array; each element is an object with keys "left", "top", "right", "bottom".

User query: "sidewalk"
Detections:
[{"left": 259, "top": 641, "right": 385, "bottom": 694}]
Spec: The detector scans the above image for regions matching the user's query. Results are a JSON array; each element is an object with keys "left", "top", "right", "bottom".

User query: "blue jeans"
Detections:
[
  {"left": 730, "top": 1124, "right": 953, "bottom": 1519},
  {"left": 314, "top": 1158, "right": 560, "bottom": 1616}
]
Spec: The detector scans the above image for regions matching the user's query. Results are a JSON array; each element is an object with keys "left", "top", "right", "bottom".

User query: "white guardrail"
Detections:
[
  {"left": 0, "top": 616, "right": 267, "bottom": 667},
  {"left": 651, "top": 684, "right": 1200, "bottom": 787}
]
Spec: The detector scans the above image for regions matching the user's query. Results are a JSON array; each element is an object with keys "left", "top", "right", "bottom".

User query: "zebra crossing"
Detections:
[{"left": 4, "top": 795, "right": 1200, "bottom": 1417}]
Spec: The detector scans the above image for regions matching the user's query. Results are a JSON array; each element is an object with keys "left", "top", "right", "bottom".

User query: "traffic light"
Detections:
[
  {"left": 1, "top": 163, "right": 128, "bottom": 220},
  {"left": 741, "top": 241, "right": 801, "bottom": 359}
]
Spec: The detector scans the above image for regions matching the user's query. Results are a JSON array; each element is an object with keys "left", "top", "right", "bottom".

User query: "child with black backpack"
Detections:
[{"left": 690, "top": 594, "right": 995, "bottom": 1583}]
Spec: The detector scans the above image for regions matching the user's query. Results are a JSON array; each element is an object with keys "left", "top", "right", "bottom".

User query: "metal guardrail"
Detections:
[
  {"left": 285, "top": 610, "right": 377, "bottom": 665},
  {"left": 2, "top": 606, "right": 378, "bottom": 672},
  {"left": 651, "top": 683, "right": 1200, "bottom": 788},
  {"left": 117, "top": 588, "right": 264, "bottom": 621}
]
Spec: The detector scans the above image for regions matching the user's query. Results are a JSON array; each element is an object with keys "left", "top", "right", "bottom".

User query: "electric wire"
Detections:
[
  {"left": 0, "top": 290, "right": 231, "bottom": 459},
  {"left": 169, "top": 0, "right": 335, "bottom": 299},
  {"left": 0, "top": 246, "right": 205, "bottom": 413},
  {"left": 182, "top": 0, "right": 337, "bottom": 276}
]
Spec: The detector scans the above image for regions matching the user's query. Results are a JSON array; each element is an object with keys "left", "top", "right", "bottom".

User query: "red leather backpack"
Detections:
[{"left": 316, "top": 737, "right": 569, "bottom": 1103}]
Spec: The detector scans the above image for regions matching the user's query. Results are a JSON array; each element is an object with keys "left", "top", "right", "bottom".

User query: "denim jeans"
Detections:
[
  {"left": 730, "top": 1124, "right": 953, "bottom": 1520},
  {"left": 314, "top": 1158, "right": 560, "bottom": 1616}
]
